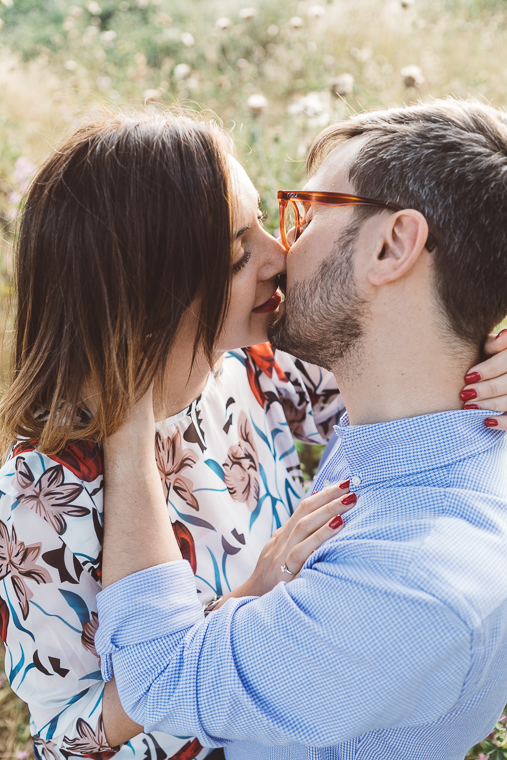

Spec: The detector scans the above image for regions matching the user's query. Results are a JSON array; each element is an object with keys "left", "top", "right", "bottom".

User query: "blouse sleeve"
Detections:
[
  {"left": 244, "top": 344, "right": 345, "bottom": 444},
  {"left": 0, "top": 448, "right": 118, "bottom": 757}
]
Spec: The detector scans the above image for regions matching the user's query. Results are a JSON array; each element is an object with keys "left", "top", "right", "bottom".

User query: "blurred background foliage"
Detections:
[{"left": 0, "top": 0, "right": 506, "bottom": 757}]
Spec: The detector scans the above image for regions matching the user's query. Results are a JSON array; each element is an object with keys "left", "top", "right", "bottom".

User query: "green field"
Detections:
[{"left": 0, "top": 0, "right": 506, "bottom": 757}]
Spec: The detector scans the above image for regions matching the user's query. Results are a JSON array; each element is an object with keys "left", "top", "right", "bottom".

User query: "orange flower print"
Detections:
[
  {"left": 63, "top": 716, "right": 116, "bottom": 759},
  {"left": 245, "top": 343, "right": 288, "bottom": 407},
  {"left": 0, "top": 521, "right": 51, "bottom": 620},
  {"left": 14, "top": 459, "right": 89, "bottom": 536},
  {"left": 155, "top": 430, "right": 199, "bottom": 510},
  {"left": 223, "top": 412, "right": 260, "bottom": 512}
]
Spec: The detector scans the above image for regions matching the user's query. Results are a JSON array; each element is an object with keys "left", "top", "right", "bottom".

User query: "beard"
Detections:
[{"left": 268, "top": 222, "right": 368, "bottom": 373}]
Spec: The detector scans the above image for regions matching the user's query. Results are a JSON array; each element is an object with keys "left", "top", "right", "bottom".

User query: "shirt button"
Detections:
[
  {"left": 351, "top": 476, "right": 361, "bottom": 487},
  {"left": 323, "top": 480, "right": 331, "bottom": 487}
]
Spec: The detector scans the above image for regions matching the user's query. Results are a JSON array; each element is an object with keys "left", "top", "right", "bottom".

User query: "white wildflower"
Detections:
[
  {"left": 289, "top": 16, "right": 304, "bottom": 28},
  {"left": 86, "top": 1, "right": 101, "bottom": 14},
  {"left": 216, "top": 17, "right": 232, "bottom": 30},
  {"left": 101, "top": 29, "right": 117, "bottom": 42},
  {"left": 401, "top": 65, "right": 424, "bottom": 87},
  {"left": 330, "top": 73, "right": 354, "bottom": 97},
  {"left": 63, "top": 18, "right": 75, "bottom": 31},
  {"left": 69, "top": 6, "right": 83, "bottom": 16},
  {"left": 64, "top": 59, "right": 78, "bottom": 71},
  {"left": 236, "top": 58, "right": 248, "bottom": 68},
  {"left": 247, "top": 93, "right": 268, "bottom": 115},
  {"left": 181, "top": 32, "right": 195, "bottom": 47},
  {"left": 173, "top": 62, "right": 191, "bottom": 80},
  {"left": 267, "top": 24, "right": 278, "bottom": 36},
  {"left": 401, "top": 0, "right": 415, "bottom": 7},
  {"left": 144, "top": 88, "right": 163, "bottom": 101},
  {"left": 0, "top": 0, "right": 13, "bottom": 7},
  {"left": 239, "top": 7, "right": 257, "bottom": 20},
  {"left": 307, "top": 5, "right": 325, "bottom": 19}
]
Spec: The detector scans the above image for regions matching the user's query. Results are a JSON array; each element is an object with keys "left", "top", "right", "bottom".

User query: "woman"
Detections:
[
  {"left": 0, "top": 109, "right": 504, "bottom": 760},
  {"left": 0, "top": 110, "right": 355, "bottom": 760}
]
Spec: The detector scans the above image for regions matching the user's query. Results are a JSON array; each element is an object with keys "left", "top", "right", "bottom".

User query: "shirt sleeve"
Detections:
[
  {"left": 95, "top": 556, "right": 470, "bottom": 749},
  {"left": 0, "top": 450, "right": 117, "bottom": 756}
]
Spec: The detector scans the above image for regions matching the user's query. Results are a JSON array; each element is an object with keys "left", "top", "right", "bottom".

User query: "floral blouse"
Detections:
[{"left": 0, "top": 344, "right": 343, "bottom": 760}]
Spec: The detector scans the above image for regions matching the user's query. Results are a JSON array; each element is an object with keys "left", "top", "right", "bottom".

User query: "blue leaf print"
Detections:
[
  {"left": 221, "top": 552, "right": 231, "bottom": 594},
  {"left": 79, "top": 670, "right": 102, "bottom": 681},
  {"left": 170, "top": 503, "right": 216, "bottom": 531},
  {"left": 206, "top": 548, "right": 223, "bottom": 596},
  {"left": 205, "top": 459, "right": 226, "bottom": 482},
  {"left": 8, "top": 645, "right": 25, "bottom": 684},
  {"left": 284, "top": 478, "right": 301, "bottom": 516},
  {"left": 250, "top": 493, "right": 268, "bottom": 531},
  {"left": 279, "top": 444, "right": 296, "bottom": 460},
  {"left": 259, "top": 462, "right": 269, "bottom": 491},
  {"left": 271, "top": 496, "right": 282, "bottom": 529},
  {"left": 249, "top": 414, "right": 271, "bottom": 450},
  {"left": 3, "top": 582, "right": 34, "bottom": 641},
  {"left": 59, "top": 590, "right": 90, "bottom": 626}
]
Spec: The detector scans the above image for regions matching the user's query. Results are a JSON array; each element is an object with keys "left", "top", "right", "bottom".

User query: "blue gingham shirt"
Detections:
[{"left": 96, "top": 409, "right": 507, "bottom": 760}]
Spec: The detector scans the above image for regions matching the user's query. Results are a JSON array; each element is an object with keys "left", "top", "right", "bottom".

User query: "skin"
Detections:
[{"left": 100, "top": 146, "right": 507, "bottom": 744}]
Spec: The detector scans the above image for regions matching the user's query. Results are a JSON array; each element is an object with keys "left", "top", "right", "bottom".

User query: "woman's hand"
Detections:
[
  {"left": 220, "top": 481, "right": 355, "bottom": 602},
  {"left": 462, "top": 329, "right": 507, "bottom": 429}
]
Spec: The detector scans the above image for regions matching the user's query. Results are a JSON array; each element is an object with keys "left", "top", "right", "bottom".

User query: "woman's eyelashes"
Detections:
[{"left": 232, "top": 249, "right": 252, "bottom": 274}]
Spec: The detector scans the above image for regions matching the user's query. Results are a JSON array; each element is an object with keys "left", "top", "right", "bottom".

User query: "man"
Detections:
[{"left": 95, "top": 99, "right": 507, "bottom": 759}]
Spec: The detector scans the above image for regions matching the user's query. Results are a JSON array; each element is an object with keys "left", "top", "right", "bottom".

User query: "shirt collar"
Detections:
[{"left": 333, "top": 409, "right": 504, "bottom": 490}]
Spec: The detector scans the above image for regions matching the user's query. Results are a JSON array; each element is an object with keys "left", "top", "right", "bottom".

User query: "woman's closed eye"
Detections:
[{"left": 233, "top": 249, "right": 252, "bottom": 274}]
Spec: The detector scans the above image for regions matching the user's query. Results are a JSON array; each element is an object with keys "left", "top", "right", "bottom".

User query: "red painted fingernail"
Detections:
[
  {"left": 329, "top": 515, "right": 343, "bottom": 530},
  {"left": 485, "top": 418, "right": 499, "bottom": 427},
  {"left": 464, "top": 371, "right": 481, "bottom": 384},
  {"left": 338, "top": 479, "right": 350, "bottom": 489},
  {"left": 496, "top": 329, "right": 507, "bottom": 339},
  {"left": 341, "top": 493, "right": 357, "bottom": 506},
  {"left": 464, "top": 404, "right": 479, "bottom": 409},
  {"left": 460, "top": 388, "right": 478, "bottom": 401}
]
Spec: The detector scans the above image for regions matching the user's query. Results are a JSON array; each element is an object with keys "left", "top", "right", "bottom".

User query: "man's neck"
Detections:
[{"left": 333, "top": 319, "right": 479, "bottom": 427}]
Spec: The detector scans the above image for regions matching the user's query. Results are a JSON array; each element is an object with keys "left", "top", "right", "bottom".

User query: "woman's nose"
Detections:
[{"left": 261, "top": 231, "right": 287, "bottom": 279}]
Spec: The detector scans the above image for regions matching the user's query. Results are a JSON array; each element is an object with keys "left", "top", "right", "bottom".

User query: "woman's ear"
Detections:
[{"left": 368, "top": 209, "right": 430, "bottom": 287}]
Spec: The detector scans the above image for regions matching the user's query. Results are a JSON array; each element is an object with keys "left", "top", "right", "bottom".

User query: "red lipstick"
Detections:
[{"left": 252, "top": 290, "right": 282, "bottom": 314}]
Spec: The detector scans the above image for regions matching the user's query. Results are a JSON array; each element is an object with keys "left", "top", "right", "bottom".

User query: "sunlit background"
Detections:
[{"left": 0, "top": 0, "right": 506, "bottom": 757}]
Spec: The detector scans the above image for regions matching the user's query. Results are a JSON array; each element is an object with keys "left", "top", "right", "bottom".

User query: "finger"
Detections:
[
  {"left": 463, "top": 394, "right": 507, "bottom": 413},
  {"left": 483, "top": 415, "right": 507, "bottom": 430},
  {"left": 465, "top": 330, "right": 507, "bottom": 382},
  {"left": 290, "top": 480, "right": 350, "bottom": 522},
  {"left": 284, "top": 512, "right": 348, "bottom": 577},
  {"left": 286, "top": 492, "right": 357, "bottom": 548},
  {"left": 461, "top": 376, "right": 507, "bottom": 405},
  {"left": 483, "top": 329, "right": 507, "bottom": 357}
]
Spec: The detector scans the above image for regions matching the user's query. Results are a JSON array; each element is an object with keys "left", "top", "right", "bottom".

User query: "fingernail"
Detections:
[
  {"left": 496, "top": 329, "right": 507, "bottom": 339},
  {"left": 460, "top": 388, "right": 478, "bottom": 401},
  {"left": 464, "top": 404, "right": 480, "bottom": 409},
  {"left": 464, "top": 371, "right": 481, "bottom": 384},
  {"left": 485, "top": 418, "right": 499, "bottom": 427},
  {"left": 341, "top": 493, "right": 357, "bottom": 506},
  {"left": 329, "top": 515, "right": 343, "bottom": 530},
  {"left": 338, "top": 479, "right": 350, "bottom": 489}
]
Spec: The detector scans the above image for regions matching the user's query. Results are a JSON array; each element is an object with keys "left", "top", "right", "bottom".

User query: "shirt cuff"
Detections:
[{"left": 95, "top": 560, "right": 204, "bottom": 682}]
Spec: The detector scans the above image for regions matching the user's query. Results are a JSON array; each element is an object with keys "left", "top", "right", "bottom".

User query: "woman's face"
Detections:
[{"left": 216, "top": 158, "right": 287, "bottom": 352}]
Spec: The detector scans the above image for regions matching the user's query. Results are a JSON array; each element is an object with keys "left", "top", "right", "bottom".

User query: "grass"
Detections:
[{"left": 0, "top": 0, "right": 506, "bottom": 757}]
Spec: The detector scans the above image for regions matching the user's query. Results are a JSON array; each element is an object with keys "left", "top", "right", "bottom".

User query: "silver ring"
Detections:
[{"left": 280, "top": 563, "right": 295, "bottom": 576}]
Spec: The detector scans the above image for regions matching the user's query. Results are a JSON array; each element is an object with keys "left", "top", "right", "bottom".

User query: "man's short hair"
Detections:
[{"left": 308, "top": 99, "right": 507, "bottom": 344}]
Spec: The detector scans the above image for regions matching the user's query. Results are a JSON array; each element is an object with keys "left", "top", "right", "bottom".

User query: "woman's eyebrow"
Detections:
[{"left": 234, "top": 225, "right": 250, "bottom": 239}]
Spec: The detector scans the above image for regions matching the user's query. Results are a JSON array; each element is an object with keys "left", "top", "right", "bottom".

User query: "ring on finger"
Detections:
[{"left": 280, "top": 562, "right": 295, "bottom": 576}]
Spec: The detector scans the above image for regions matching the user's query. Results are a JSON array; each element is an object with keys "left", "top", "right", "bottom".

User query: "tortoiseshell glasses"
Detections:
[{"left": 277, "top": 190, "right": 437, "bottom": 253}]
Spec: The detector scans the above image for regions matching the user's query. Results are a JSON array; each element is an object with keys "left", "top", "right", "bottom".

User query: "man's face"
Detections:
[{"left": 268, "top": 137, "right": 369, "bottom": 372}]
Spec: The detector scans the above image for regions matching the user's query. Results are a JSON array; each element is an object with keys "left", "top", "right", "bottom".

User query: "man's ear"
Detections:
[{"left": 367, "top": 210, "right": 430, "bottom": 287}]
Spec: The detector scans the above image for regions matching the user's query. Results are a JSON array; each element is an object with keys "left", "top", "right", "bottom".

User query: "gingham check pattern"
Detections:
[{"left": 96, "top": 409, "right": 507, "bottom": 760}]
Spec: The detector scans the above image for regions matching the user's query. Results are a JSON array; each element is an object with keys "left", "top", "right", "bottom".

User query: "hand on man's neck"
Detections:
[{"left": 333, "top": 279, "right": 480, "bottom": 427}]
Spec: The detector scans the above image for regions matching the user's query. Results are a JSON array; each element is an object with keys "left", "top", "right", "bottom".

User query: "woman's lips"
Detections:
[{"left": 252, "top": 290, "right": 282, "bottom": 314}]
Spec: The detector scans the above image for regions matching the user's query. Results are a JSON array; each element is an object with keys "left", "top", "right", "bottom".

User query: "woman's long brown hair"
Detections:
[{"left": 0, "top": 110, "right": 234, "bottom": 455}]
